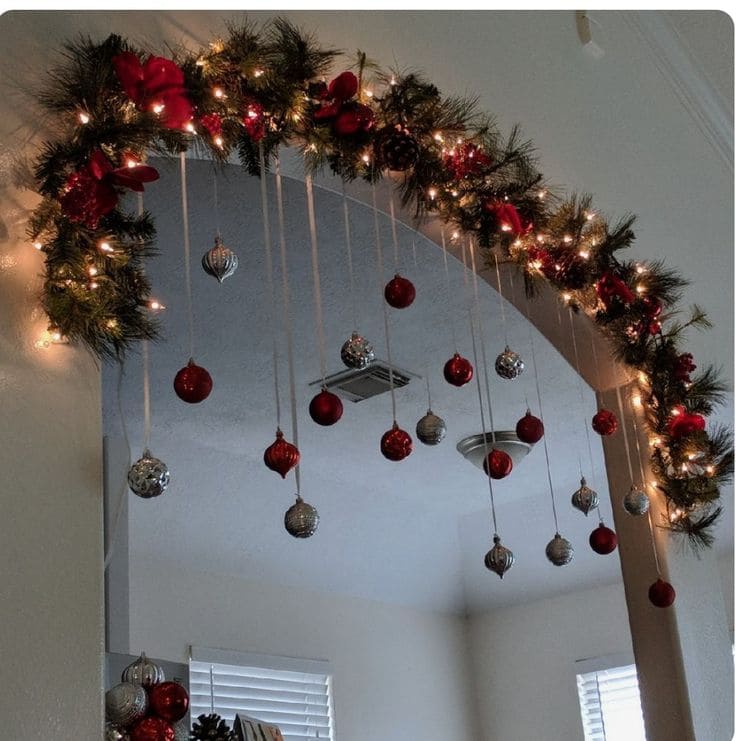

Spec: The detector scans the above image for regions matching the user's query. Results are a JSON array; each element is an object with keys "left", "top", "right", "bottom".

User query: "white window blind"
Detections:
[
  {"left": 576, "top": 663, "right": 646, "bottom": 741},
  {"left": 190, "top": 648, "right": 334, "bottom": 741}
]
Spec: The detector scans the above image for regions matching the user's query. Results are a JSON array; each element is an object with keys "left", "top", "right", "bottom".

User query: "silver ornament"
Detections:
[
  {"left": 105, "top": 724, "right": 128, "bottom": 741},
  {"left": 545, "top": 532, "right": 575, "bottom": 566},
  {"left": 172, "top": 718, "right": 191, "bottom": 741},
  {"left": 340, "top": 332, "right": 375, "bottom": 369},
  {"left": 284, "top": 496, "right": 319, "bottom": 538},
  {"left": 415, "top": 409, "right": 447, "bottom": 445},
  {"left": 571, "top": 477, "right": 599, "bottom": 515},
  {"left": 623, "top": 485, "right": 650, "bottom": 516},
  {"left": 128, "top": 450, "right": 170, "bottom": 499},
  {"left": 202, "top": 234, "right": 238, "bottom": 283},
  {"left": 495, "top": 346, "right": 525, "bottom": 379},
  {"left": 484, "top": 535, "right": 515, "bottom": 579},
  {"left": 121, "top": 652, "right": 165, "bottom": 688},
  {"left": 105, "top": 682, "right": 147, "bottom": 727}
]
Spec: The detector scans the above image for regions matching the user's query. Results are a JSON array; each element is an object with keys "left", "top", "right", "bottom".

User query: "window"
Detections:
[
  {"left": 576, "top": 660, "right": 646, "bottom": 741},
  {"left": 189, "top": 647, "right": 334, "bottom": 740}
]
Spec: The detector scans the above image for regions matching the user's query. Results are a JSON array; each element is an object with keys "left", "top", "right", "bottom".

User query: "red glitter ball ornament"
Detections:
[
  {"left": 648, "top": 577, "right": 676, "bottom": 608},
  {"left": 129, "top": 716, "right": 175, "bottom": 741},
  {"left": 592, "top": 409, "right": 618, "bottom": 436},
  {"left": 309, "top": 389, "right": 343, "bottom": 426},
  {"left": 483, "top": 448, "right": 513, "bottom": 479},
  {"left": 384, "top": 274, "right": 416, "bottom": 309},
  {"left": 515, "top": 409, "right": 544, "bottom": 444},
  {"left": 443, "top": 353, "right": 474, "bottom": 387},
  {"left": 149, "top": 681, "right": 189, "bottom": 723},
  {"left": 263, "top": 429, "right": 300, "bottom": 479},
  {"left": 589, "top": 523, "right": 618, "bottom": 555},
  {"left": 173, "top": 359, "right": 213, "bottom": 403},
  {"left": 380, "top": 422, "right": 413, "bottom": 462}
]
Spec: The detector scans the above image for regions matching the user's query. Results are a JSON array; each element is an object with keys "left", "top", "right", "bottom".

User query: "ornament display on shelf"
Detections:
[
  {"left": 105, "top": 682, "right": 148, "bottom": 728},
  {"left": 263, "top": 429, "right": 300, "bottom": 479},
  {"left": 648, "top": 577, "right": 676, "bottom": 608},
  {"left": 149, "top": 681, "right": 190, "bottom": 723},
  {"left": 589, "top": 522, "right": 618, "bottom": 555},
  {"left": 415, "top": 409, "right": 447, "bottom": 446},
  {"left": 623, "top": 485, "right": 650, "bottom": 516},
  {"left": 340, "top": 332, "right": 375, "bottom": 369},
  {"left": 105, "top": 724, "right": 127, "bottom": 741},
  {"left": 201, "top": 234, "right": 239, "bottom": 283},
  {"left": 384, "top": 273, "right": 416, "bottom": 309},
  {"left": 483, "top": 448, "right": 513, "bottom": 480},
  {"left": 122, "top": 652, "right": 165, "bottom": 687},
  {"left": 284, "top": 496, "right": 319, "bottom": 538},
  {"left": 380, "top": 422, "right": 413, "bottom": 461},
  {"left": 173, "top": 359, "right": 213, "bottom": 403},
  {"left": 129, "top": 716, "right": 175, "bottom": 741},
  {"left": 128, "top": 451, "right": 170, "bottom": 499},
  {"left": 443, "top": 352, "right": 474, "bottom": 387},
  {"left": 592, "top": 408, "right": 618, "bottom": 436},
  {"left": 494, "top": 346, "right": 525, "bottom": 380},
  {"left": 545, "top": 533, "right": 574, "bottom": 566},
  {"left": 309, "top": 388, "right": 344, "bottom": 426},
  {"left": 515, "top": 409, "right": 544, "bottom": 444},
  {"left": 571, "top": 477, "right": 599, "bottom": 516},
  {"left": 484, "top": 535, "right": 515, "bottom": 579}
]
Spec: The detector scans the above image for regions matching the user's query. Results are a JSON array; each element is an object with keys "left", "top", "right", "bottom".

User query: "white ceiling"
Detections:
[{"left": 10, "top": 8, "right": 723, "bottom": 615}]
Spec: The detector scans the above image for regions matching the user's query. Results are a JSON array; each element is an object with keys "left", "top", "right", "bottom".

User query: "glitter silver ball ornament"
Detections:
[
  {"left": 484, "top": 535, "right": 515, "bottom": 579},
  {"left": 105, "top": 682, "right": 148, "bottom": 727},
  {"left": 284, "top": 496, "right": 319, "bottom": 538},
  {"left": 127, "top": 450, "right": 170, "bottom": 499},
  {"left": 545, "top": 532, "right": 575, "bottom": 566},
  {"left": 121, "top": 652, "right": 165, "bottom": 688},
  {"left": 415, "top": 409, "right": 447, "bottom": 445},
  {"left": 571, "top": 477, "right": 599, "bottom": 516},
  {"left": 623, "top": 485, "right": 650, "bottom": 516},
  {"left": 172, "top": 718, "right": 191, "bottom": 741},
  {"left": 340, "top": 332, "right": 375, "bottom": 369},
  {"left": 202, "top": 234, "right": 239, "bottom": 283},
  {"left": 495, "top": 346, "right": 525, "bottom": 379}
]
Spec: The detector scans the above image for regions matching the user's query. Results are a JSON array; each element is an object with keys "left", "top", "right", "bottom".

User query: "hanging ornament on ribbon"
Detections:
[
  {"left": 128, "top": 449, "right": 170, "bottom": 499},
  {"left": 284, "top": 495, "right": 319, "bottom": 538},
  {"left": 648, "top": 577, "right": 676, "bottom": 608},
  {"left": 263, "top": 428, "right": 300, "bottom": 479},
  {"left": 545, "top": 533, "right": 575, "bottom": 566},
  {"left": 444, "top": 352, "right": 474, "bottom": 386},
  {"left": 492, "top": 253, "right": 524, "bottom": 379},
  {"left": 515, "top": 409, "right": 544, "bottom": 444},
  {"left": 592, "top": 408, "right": 618, "bottom": 436},
  {"left": 309, "top": 388, "right": 344, "bottom": 426},
  {"left": 173, "top": 359, "right": 213, "bottom": 403},
  {"left": 571, "top": 477, "right": 599, "bottom": 515},
  {"left": 384, "top": 198, "right": 416, "bottom": 308},
  {"left": 621, "top": 384, "right": 651, "bottom": 516},
  {"left": 623, "top": 485, "right": 650, "bottom": 516},
  {"left": 484, "top": 535, "right": 515, "bottom": 579},
  {"left": 589, "top": 522, "right": 618, "bottom": 554},
  {"left": 202, "top": 234, "right": 238, "bottom": 283},
  {"left": 381, "top": 422, "right": 413, "bottom": 461},
  {"left": 415, "top": 410, "right": 446, "bottom": 445},
  {"left": 483, "top": 448, "right": 513, "bottom": 479}
]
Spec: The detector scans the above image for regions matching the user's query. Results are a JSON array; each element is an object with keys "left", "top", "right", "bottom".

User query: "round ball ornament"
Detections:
[
  {"left": 384, "top": 274, "right": 416, "bottom": 309},
  {"left": 648, "top": 578, "right": 676, "bottom": 608},
  {"left": 623, "top": 485, "right": 650, "bottom": 516},
  {"left": 309, "top": 388, "right": 343, "bottom": 426},
  {"left": 149, "top": 681, "right": 189, "bottom": 723},
  {"left": 263, "top": 429, "right": 300, "bottom": 479},
  {"left": 172, "top": 719, "right": 190, "bottom": 741},
  {"left": 592, "top": 408, "right": 618, "bottom": 436},
  {"left": 443, "top": 353, "right": 474, "bottom": 387},
  {"left": 128, "top": 450, "right": 170, "bottom": 499},
  {"left": 545, "top": 533, "right": 574, "bottom": 566},
  {"left": 284, "top": 496, "right": 319, "bottom": 538},
  {"left": 340, "top": 332, "right": 375, "bottom": 369},
  {"left": 416, "top": 409, "right": 447, "bottom": 446},
  {"left": 105, "top": 724, "right": 128, "bottom": 741},
  {"left": 484, "top": 535, "right": 515, "bottom": 579},
  {"left": 589, "top": 523, "right": 618, "bottom": 555},
  {"left": 380, "top": 125, "right": 419, "bottom": 171},
  {"left": 122, "top": 652, "right": 165, "bottom": 687},
  {"left": 380, "top": 422, "right": 413, "bottom": 461},
  {"left": 483, "top": 448, "right": 513, "bottom": 480},
  {"left": 571, "top": 477, "right": 599, "bottom": 516},
  {"left": 105, "top": 682, "right": 148, "bottom": 727},
  {"left": 515, "top": 409, "right": 544, "bottom": 444},
  {"left": 201, "top": 234, "right": 238, "bottom": 283},
  {"left": 495, "top": 346, "right": 525, "bottom": 380},
  {"left": 173, "top": 359, "right": 213, "bottom": 404},
  {"left": 129, "top": 717, "right": 175, "bottom": 741}
]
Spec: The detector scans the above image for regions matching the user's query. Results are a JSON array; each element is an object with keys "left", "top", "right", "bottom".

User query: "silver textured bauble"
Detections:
[
  {"left": 128, "top": 450, "right": 170, "bottom": 499},
  {"left": 545, "top": 532, "right": 575, "bottom": 566},
  {"left": 202, "top": 234, "right": 239, "bottom": 283},
  {"left": 415, "top": 409, "right": 447, "bottom": 445},
  {"left": 121, "top": 652, "right": 165, "bottom": 688},
  {"left": 172, "top": 718, "right": 191, "bottom": 741},
  {"left": 105, "top": 682, "right": 148, "bottom": 727},
  {"left": 571, "top": 477, "right": 599, "bottom": 516},
  {"left": 105, "top": 724, "right": 128, "bottom": 741},
  {"left": 623, "top": 485, "right": 650, "bottom": 516},
  {"left": 284, "top": 496, "right": 319, "bottom": 538},
  {"left": 484, "top": 535, "right": 515, "bottom": 579},
  {"left": 340, "top": 332, "right": 375, "bottom": 369},
  {"left": 495, "top": 346, "right": 525, "bottom": 379}
]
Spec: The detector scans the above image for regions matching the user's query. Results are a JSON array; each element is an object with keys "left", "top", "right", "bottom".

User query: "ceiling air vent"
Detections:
[{"left": 310, "top": 361, "right": 417, "bottom": 403}]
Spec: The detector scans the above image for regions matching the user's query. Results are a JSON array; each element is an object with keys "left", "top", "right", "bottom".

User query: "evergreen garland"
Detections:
[{"left": 28, "top": 18, "right": 732, "bottom": 547}]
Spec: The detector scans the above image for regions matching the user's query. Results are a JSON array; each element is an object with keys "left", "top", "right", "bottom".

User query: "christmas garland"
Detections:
[{"left": 28, "top": 19, "right": 732, "bottom": 547}]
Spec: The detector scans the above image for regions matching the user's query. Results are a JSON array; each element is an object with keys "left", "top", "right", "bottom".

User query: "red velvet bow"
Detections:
[
  {"left": 667, "top": 405, "right": 706, "bottom": 439},
  {"left": 484, "top": 201, "right": 524, "bottom": 236},
  {"left": 113, "top": 52, "right": 193, "bottom": 130},
  {"left": 596, "top": 271, "right": 636, "bottom": 308},
  {"left": 311, "top": 71, "right": 374, "bottom": 136}
]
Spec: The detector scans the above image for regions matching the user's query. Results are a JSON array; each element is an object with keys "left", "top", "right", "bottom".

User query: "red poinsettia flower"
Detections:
[
  {"left": 667, "top": 405, "right": 706, "bottom": 439},
  {"left": 596, "top": 271, "right": 636, "bottom": 308},
  {"left": 112, "top": 51, "right": 193, "bottom": 130}
]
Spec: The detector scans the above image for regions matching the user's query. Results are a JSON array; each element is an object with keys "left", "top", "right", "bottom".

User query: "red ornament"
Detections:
[
  {"left": 380, "top": 422, "right": 413, "bottom": 462},
  {"left": 596, "top": 271, "right": 636, "bottom": 309},
  {"left": 384, "top": 274, "right": 416, "bottom": 309},
  {"left": 484, "top": 201, "right": 523, "bottom": 236},
  {"left": 173, "top": 359, "right": 213, "bottom": 403},
  {"left": 648, "top": 577, "right": 676, "bottom": 608},
  {"left": 483, "top": 448, "right": 513, "bottom": 479},
  {"left": 129, "top": 716, "right": 175, "bottom": 741},
  {"left": 309, "top": 389, "right": 343, "bottom": 426},
  {"left": 243, "top": 101, "right": 266, "bottom": 142},
  {"left": 200, "top": 112, "right": 223, "bottom": 138},
  {"left": 443, "top": 142, "right": 492, "bottom": 180},
  {"left": 327, "top": 71, "right": 359, "bottom": 101},
  {"left": 667, "top": 406, "right": 706, "bottom": 439},
  {"left": 515, "top": 410, "right": 544, "bottom": 444},
  {"left": 148, "top": 681, "right": 189, "bottom": 723},
  {"left": 592, "top": 409, "right": 618, "bottom": 436},
  {"left": 112, "top": 51, "right": 193, "bottom": 129},
  {"left": 333, "top": 103, "right": 374, "bottom": 137},
  {"left": 641, "top": 295, "right": 662, "bottom": 319},
  {"left": 443, "top": 353, "right": 474, "bottom": 387},
  {"left": 589, "top": 523, "right": 618, "bottom": 555},
  {"left": 673, "top": 353, "right": 696, "bottom": 384},
  {"left": 263, "top": 429, "right": 300, "bottom": 479}
]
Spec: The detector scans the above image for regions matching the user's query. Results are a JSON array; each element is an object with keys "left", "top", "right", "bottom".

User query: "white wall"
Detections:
[{"left": 129, "top": 557, "right": 479, "bottom": 741}]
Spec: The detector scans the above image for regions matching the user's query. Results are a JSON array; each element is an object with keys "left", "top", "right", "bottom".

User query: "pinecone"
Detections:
[
  {"left": 380, "top": 126, "right": 419, "bottom": 171},
  {"left": 190, "top": 713, "right": 235, "bottom": 741}
]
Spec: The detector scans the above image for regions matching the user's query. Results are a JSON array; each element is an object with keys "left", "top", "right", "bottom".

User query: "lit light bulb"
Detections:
[
  {"left": 213, "top": 87, "right": 225, "bottom": 99},
  {"left": 33, "top": 241, "right": 43, "bottom": 250},
  {"left": 78, "top": 112, "right": 90, "bottom": 124},
  {"left": 636, "top": 285, "right": 646, "bottom": 294},
  {"left": 433, "top": 132, "right": 444, "bottom": 142},
  {"left": 578, "top": 249, "right": 590, "bottom": 259},
  {"left": 538, "top": 190, "right": 547, "bottom": 199},
  {"left": 451, "top": 190, "right": 458, "bottom": 197},
  {"left": 706, "top": 465, "right": 715, "bottom": 475},
  {"left": 148, "top": 300, "right": 165, "bottom": 311},
  {"left": 671, "top": 407, "right": 682, "bottom": 416},
  {"left": 563, "top": 234, "right": 573, "bottom": 244},
  {"left": 390, "top": 76, "right": 397, "bottom": 86},
  {"left": 428, "top": 188, "right": 437, "bottom": 200},
  {"left": 254, "top": 68, "right": 265, "bottom": 78},
  {"left": 585, "top": 211, "right": 595, "bottom": 221},
  {"left": 650, "top": 437, "right": 662, "bottom": 447},
  {"left": 501, "top": 224, "right": 512, "bottom": 232},
  {"left": 631, "top": 394, "right": 642, "bottom": 407},
  {"left": 106, "top": 318, "right": 119, "bottom": 330},
  {"left": 636, "top": 264, "right": 646, "bottom": 274},
  {"left": 88, "top": 266, "right": 98, "bottom": 277},
  {"left": 185, "top": 122, "right": 196, "bottom": 133},
  {"left": 363, "top": 89, "right": 373, "bottom": 98},
  {"left": 99, "top": 241, "right": 113, "bottom": 253},
  {"left": 89, "top": 281, "right": 99, "bottom": 290},
  {"left": 361, "top": 153, "right": 371, "bottom": 164},
  {"left": 214, "top": 135, "right": 224, "bottom": 149},
  {"left": 152, "top": 103, "right": 165, "bottom": 115},
  {"left": 452, "top": 231, "right": 460, "bottom": 241},
  {"left": 126, "top": 158, "right": 138, "bottom": 168},
  {"left": 562, "top": 292, "right": 572, "bottom": 303}
]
